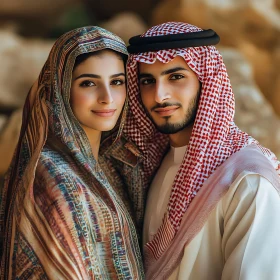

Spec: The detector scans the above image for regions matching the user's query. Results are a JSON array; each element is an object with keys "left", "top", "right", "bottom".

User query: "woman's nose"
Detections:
[{"left": 97, "top": 85, "right": 113, "bottom": 104}]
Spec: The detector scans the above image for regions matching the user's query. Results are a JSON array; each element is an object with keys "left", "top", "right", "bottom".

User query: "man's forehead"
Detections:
[{"left": 138, "top": 56, "right": 190, "bottom": 74}]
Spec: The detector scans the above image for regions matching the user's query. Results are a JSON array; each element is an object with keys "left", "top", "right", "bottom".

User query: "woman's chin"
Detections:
[{"left": 96, "top": 123, "right": 118, "bottom": 132}]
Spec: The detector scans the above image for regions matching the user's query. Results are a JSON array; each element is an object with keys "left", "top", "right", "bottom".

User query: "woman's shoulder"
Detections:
[
  {"left": 35, "top": 147, "right": 81, "bottom": 200},
  {"left": 38, "top": 146, "right": 74, "bottom": 179}
]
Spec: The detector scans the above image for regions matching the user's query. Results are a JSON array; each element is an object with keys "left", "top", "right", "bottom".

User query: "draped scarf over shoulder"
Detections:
[
  {"left": 0, "top": 26, "right": 144, "bottom": 279},
  {"left": 124, "top": 22, "right": 280, "bottom": 262}
]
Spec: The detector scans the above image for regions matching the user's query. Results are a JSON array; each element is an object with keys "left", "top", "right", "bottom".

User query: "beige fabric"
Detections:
[
  {"left": 144, "top": 172, "right": 280, "bottom": 280},
  {"left": 143, "top": 145, "right": 187, "bottom": 246}
]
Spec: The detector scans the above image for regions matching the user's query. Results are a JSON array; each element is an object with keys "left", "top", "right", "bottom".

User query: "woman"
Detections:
[{"left": 0, "top": 26, "right": 144, "bottom": 279}]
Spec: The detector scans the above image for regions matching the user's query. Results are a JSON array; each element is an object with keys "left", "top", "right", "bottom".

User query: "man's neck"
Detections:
[{"left": 169, "top": 124, "right": 193, "bottom": 148}]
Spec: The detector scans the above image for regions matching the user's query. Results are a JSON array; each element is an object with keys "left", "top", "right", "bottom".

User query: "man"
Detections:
[{"left": 124, "top": 22, "right": 280, "bottom": 280}]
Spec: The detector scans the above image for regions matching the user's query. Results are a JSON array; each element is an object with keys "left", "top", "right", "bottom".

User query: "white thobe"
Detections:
[
  {"left": 143, "top": 145, "right": 187, "bottom": 245},
  {"left": 144, "top": 146, "right": 280, "bottom": 280}
]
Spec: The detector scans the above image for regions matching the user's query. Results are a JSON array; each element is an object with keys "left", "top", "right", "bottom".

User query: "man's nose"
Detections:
[
  {"left": 97, "top": 85, "right": 113, "bottom": 104},
  {"left": 154, "top": 82, "right": 170, "bottom": 103}
]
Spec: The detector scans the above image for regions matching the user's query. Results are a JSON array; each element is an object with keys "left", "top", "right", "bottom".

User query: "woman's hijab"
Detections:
[{"left": 0, "top": 26, "right": 144, "bottom": 279}]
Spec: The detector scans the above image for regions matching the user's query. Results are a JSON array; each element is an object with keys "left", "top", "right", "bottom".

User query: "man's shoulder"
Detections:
[
  {"left": 225, "top": 145, "right": 269, "bottom": 165},
  {"left": 220, "top": 145, "right": 279, "bottom": 180},
  {"left": 221, "top": 172, "right": 280, "bottom": 223},
  {"left": 219, "top": 145, "right": 280, "bottom": 199},
  {"left": 199, "top": 145, "right": 280, "bottom": 204},
  {"left": 229, "top": 172, "right": 275, "bottom": 196}
]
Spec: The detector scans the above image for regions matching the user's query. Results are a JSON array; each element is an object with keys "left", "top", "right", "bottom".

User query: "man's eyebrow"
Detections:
[
  {"left": 138, "top": 73, "right": 153, "bottom": 79},
  {"left": 74, "top": 73, "right": 125, "bottom": 80},
  {"left": 161, "top": 67, "right": 189, "bottom": 75},
  {"left": 138, "top": 67, "right": 189, "bottom": 79}
]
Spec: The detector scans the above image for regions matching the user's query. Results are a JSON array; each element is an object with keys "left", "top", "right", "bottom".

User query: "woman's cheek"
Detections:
[
  {"left": 115, "top": 88, "right": 126, "bottom": 106},
  {"left": 73, "top": 91, "right": 93, "bottom": 106}
]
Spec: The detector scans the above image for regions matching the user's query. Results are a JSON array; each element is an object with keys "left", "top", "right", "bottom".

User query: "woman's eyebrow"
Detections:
[
  {"left": 110, "top": 73, "right": 125, "bottom": 78},
  {"left": 74, "top": 73, "right": 100, "bottom": 80},
  {"left": 74, "top": 73, "right": 125, "bottom": 80}
]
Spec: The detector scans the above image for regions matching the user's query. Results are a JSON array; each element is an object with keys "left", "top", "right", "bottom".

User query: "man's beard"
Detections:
[{"left": 144, "top": 91, "right": 200, "bottom": 135}]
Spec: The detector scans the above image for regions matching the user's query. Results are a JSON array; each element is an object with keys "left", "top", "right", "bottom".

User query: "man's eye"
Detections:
[
  {"left": 170, "top": 74, "right": 184, "bottom": 80},
  {"left": 111, "top": 79, "right": 125, "bottom": 86},
  {"left": 79, "top": 80, "right": 95, "bottom": 87},
  {"left": 140, "top": 78, "right": 155, "bottom": 85}
]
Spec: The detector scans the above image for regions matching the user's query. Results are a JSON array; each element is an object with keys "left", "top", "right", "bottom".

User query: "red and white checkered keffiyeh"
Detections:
[{"left": 124, "top": 22, "right": 280, "bottom": 258}]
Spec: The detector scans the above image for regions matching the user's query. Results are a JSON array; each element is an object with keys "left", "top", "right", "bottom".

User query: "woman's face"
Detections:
[{"left": 70, "top": 50, "right": 126, "bottom": 133}]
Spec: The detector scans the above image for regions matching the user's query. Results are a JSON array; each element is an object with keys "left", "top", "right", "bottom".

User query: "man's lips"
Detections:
[
  {"left": 91, "top": 109, "right": 116, "bottom": 117},
  {"left": 153, "top": 106, "right": 179, "bottom": 116}
]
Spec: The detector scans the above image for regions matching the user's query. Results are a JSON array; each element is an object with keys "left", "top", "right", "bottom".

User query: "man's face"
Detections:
[{"left": 139, "top": 56, "right": 201, "bottom": 134}]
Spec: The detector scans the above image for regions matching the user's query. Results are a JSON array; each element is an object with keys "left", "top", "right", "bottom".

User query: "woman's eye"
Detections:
[
  {"left": 79, "top": 80, "right": 95, "bottom": 87},
  {"left": 140, "top": 78, "right": 155, "bottom": 85},
  {"left": 170, "top": 74, "right": 184, "bottom": 80},
  {"left": 111, "top": 79, "right": 125, "bottom": 86}
]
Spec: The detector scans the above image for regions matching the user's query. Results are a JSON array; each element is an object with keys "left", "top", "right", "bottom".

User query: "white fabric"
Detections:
[
  {"left": 143, "top": 145, "right": 188, "bottom": 245},
  {"left": 144, "top": 171, "right": 280, "bottom": 280}
]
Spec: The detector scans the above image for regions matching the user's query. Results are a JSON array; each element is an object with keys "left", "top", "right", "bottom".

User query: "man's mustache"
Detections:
[{"left": 151, "top": 102, "right": 182, "bottom": 111}]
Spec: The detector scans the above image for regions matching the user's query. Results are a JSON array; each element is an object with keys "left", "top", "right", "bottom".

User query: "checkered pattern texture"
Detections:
[{"left": 124, "top": 22, "right": 280, "bottom": 254}]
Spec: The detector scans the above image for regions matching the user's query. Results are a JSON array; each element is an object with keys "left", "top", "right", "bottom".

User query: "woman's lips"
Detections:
[
  {"left": 91, "top": 109, "right": 116, "bottom": 117},
  {"left": 153, "top": 106, "right": 179, "bottom": 117}
]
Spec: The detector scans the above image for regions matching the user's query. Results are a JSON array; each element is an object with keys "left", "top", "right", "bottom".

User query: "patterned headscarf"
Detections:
[
  {"left": 0, "top": 26, "right": 144, "bottom": 279},
  {"left": 124, "top": 22, "right": 280, "bottom": 258}
]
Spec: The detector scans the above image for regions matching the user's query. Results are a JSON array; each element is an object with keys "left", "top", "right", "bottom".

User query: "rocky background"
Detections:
[{"left": 0, "top": 0, "right": 280, "bottom": 178}]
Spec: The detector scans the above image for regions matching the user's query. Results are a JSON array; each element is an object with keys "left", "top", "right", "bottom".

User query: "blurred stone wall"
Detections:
[
  {"left": 0, "top": 0, "right": 279, "bottom": 177},
  {"left": 0, "top": 2, "right": 149, "bottom": 176},
  {"left": 0, "top": 29, "right": 53, "bottom": 109},
  {"left": 220, "top": 48, "right": 280, "bottom": 156},
  {"left": 0, "top": 0, "right": 81, "bottom": 36},
  {"left": 152, "top": 0, "right": 280, "bottom": 116},
  {"left": 0, "top": 30, "right": 53, "bottom": 175}
]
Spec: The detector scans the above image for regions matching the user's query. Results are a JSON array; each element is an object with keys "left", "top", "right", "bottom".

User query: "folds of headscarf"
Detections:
[
  {"left": 124, "top": 22, "right": 280, "bottom": 261},
  {"left": 0, "top": 26, "right": 135, "bottom": 278}
]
